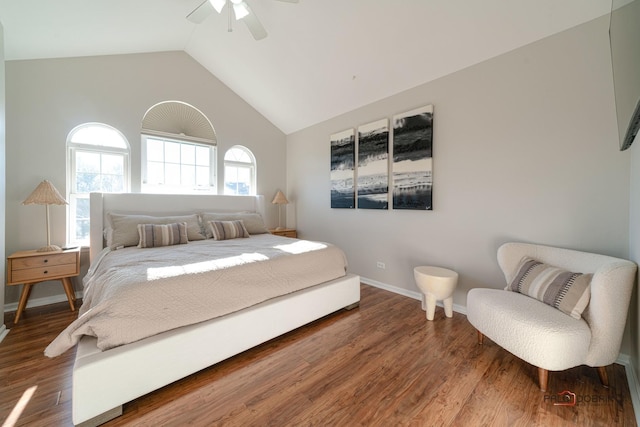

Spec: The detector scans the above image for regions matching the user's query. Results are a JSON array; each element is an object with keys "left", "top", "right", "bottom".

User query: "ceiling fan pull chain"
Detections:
[{"left": 228, "top": 0, "right": 233, "bottom": 32}]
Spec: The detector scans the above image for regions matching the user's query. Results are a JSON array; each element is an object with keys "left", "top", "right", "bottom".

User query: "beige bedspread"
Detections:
[{"left": 45, "top": 234, "right": 347, "bottom": 357}]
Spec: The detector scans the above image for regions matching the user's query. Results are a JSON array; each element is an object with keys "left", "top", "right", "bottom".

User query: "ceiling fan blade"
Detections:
[
  {"left": 186, "top": 0, "right": 215, "bottom": 24},
  {"left": 241, "top": 4, "right": 268, "bottom": 40}
]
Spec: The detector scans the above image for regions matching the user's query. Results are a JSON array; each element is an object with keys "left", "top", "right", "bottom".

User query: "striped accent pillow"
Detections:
[
  {"left": 506, "top": 257, "right": 592, "bottom": 319},
  {"left": 137, "top": 222, "right": 189, "bottom": 248},
  {"left": 208, "top": 220, "right": 250, "bottom": 240}
]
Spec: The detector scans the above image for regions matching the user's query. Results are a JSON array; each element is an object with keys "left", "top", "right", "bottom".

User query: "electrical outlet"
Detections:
[{"left": 376, "top": 261, "right": 386, "bottom": 269}]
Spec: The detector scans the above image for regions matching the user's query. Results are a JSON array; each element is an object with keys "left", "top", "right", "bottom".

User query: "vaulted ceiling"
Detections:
[{"left": 0, "top": 0, "right": 611, "bottom": 134}]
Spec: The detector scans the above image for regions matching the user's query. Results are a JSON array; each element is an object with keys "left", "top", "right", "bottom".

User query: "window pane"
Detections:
[
  {"left": 100, "top": 173, "right": 124, "bottom": 192},
  {"left": 75, "top": 197, "right": 90, "bottom": 241},
  {"left": 181, "top": 144, "right": 196, "bottom": 166},
  {"left": 76, "top": 172, "right": 100, "bottom": 193},
  {"left": 237, "top": 166, "right": 251, "bottom": 195},
  {"left": 225, "top": 165, "right": 238, "bottom": 182},
  {"left": 196, "top": 146, "right": 210, "bottom": 166},
  {"left": 225, "top": 147, "right": 251, "bottom": 163},
  {"left": 237, "top": 167, "right": 250, "bottom": 183},
  {"left": 224, "top": 165, "right": 238, "bottom": 195},
  {"left": 165, "top": 142, "right": 180, "bottom": 164},
  {"left": 70, "top": 125, "right": 128, "bottom": 149},
  {"left": 165, "top": 163, "right": 180, "bottom": 186},
  {"left": 147, "top": 162, "right": 165, "bottom": 185},
  {"left": 181, "top": 165, "right": 195, "bottom": 187},
  {"left": 102, "top": 153, "right": 124, "bottom": 176},
  {"left": 196, "top": 165, "right": 210, "bottom": 187},
  {"left": 147, "top": 139, "right": 164, "bottom": 162},
  {"left": 76, "top": 151, "right": 101, "bottom": 174}
]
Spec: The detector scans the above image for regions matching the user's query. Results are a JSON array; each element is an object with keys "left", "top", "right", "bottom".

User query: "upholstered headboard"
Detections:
[{"left": 89, "top": 192, "right": 266, "bottom": 262}]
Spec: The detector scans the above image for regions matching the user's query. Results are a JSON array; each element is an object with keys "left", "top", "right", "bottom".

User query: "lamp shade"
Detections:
[
  {"left": 22, "top": 180, "right": 68, "bottom": 252},
  {"left": 272, "top": 190, "right": 289, "bottom": 205},
  {"left": 23, "top": 180, "right": 67, "bottom": 206}
]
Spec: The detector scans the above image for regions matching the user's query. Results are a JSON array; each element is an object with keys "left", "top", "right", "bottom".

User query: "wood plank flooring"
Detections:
[{"left": 1, "top": 284, "right": 636, "bottom": 426}]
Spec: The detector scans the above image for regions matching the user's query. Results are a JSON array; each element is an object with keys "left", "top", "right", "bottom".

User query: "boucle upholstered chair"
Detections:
[{"left": 467, "top": 242, "right": 637, "bottom": 392}]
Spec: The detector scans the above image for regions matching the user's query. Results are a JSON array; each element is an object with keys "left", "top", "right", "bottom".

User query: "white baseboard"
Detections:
[
  {"left": 3, "top": 291, "right": 83, "bottom": 313},
  {"left": 359, "top": 276, "right": 467, "bottom": 315},
  {"left": 617, "top": 354, "right": 640, "bottom": 425}
]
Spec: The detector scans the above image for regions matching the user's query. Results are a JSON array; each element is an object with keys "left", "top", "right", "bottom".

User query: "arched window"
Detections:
[
  {"left": 224, "top": 146, "right": 256, "bottom": 195},
  {"left": 141, "top": 101, "right": 217, "bottom": 194},
  {"left": 67, "top": 123, "right": 130, "bottom": 245}
]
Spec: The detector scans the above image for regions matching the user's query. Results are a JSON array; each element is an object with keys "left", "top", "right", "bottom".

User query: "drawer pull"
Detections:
[
  {"left": 44, "top": 259, "right": 48, "bottom": 263},
  {"left": 43, "top": 270, "right": 48, "bottom": 274}
]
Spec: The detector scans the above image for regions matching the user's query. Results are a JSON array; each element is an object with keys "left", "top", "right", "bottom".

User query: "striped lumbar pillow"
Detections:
[
  {"left": 506, "top": 257, "right": 592, "bottom": 319},
  {"left": 137, "top": 222, "right": 188, "bottom": 248},
  {"left": 208, "top": 220, "right": 250, "bottom": 240}
]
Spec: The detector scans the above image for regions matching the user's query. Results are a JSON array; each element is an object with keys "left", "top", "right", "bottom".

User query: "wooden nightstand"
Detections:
[
  {"left": 7, "top": 247, "right": 80, "bottom": 323},
  {"left": 269, "top": 228, "right": 297, "bottom": 238}
]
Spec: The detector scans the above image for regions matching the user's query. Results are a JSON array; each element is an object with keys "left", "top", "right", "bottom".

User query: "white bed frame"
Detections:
[{"left": 73, "top": 193, "right": 360, "bottom": 426}]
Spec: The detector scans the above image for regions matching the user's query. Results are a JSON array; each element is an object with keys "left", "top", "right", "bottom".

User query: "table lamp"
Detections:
[
  {"left": 22, "top": 180, "right": 68, "bottom": 252},
  {"left": 271, "top": 190, "right": 289, "bottom": 230}
]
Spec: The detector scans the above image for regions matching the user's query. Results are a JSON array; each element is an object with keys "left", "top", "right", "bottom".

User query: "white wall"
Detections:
[
  {"left": 618, "top": 0, "right": 640, "bottom": 402},
  {"left": 4, "top": 51, "right": 286, "bottom": 306},
  {"left": 629, "top": 120, "right": 640, "bottom": 406},
  {"left": 0, "top": 21, "right": 7, "bottom": 340},
  {"left": 287, "top": 15, "right": 628, "bottom": 315}
]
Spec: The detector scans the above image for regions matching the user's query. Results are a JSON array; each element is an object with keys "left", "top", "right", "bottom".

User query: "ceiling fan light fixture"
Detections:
[
  {"left": 232, "top": 1, "right": 250, "bottom": 20},
  {"left": 210, "top": 0, "right": 226, "bottom": 14}
]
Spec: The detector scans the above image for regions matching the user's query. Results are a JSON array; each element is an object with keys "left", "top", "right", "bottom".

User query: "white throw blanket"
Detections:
[{"left": 45, "top": 234, "right": 347, "bottom": 357}]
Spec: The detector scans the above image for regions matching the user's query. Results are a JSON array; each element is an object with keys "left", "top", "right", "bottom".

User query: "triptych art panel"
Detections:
[
  {"left": 357, "top": 119, "right": 389, "bottom": 209},
  {"left": 330, "top": 129, "right": 356, "bottom": 209},
  {"left": 392, "top": 105, "right": 433, "bottom": 210},
  {"left": 330, "top": 105, "right": 433, "bottom": 211}
]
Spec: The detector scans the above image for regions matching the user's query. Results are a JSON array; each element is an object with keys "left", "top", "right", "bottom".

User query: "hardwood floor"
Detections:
[{"left": 1, "top": 284, "right": 636, "bottom": 426}]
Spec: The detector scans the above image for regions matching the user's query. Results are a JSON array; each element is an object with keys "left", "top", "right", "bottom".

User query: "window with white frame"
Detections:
[
  {"left": 141, "top": 101, "right": 217, "bottom": 194},
  {"left": 67, "top": 123, "right": 130, "bottom": 246},
  {"left": 224, "top": 145, "right": 256, "bottom": 195},
  {"left": 141, "top": 136, "right": 216, "bottom": 193}
]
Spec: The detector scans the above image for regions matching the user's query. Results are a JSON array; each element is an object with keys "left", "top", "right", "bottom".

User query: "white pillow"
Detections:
[{"left": 107, "top": 213, "right": 204, "bottom": 249}]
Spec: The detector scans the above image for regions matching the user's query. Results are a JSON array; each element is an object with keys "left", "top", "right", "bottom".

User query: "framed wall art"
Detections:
[
  {"left": 392, "top": 105, "right": 433, "bottom": 210},
  {"left": 357, "top": 118, "right": 389, "bottom": 209},
  {"left": 330, "top": 129, "right": 356, "bottom": 208}
]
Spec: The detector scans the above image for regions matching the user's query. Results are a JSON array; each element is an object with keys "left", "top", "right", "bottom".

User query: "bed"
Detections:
[{"left": 51, "top": 193, "right": 360, "bottom": 427}]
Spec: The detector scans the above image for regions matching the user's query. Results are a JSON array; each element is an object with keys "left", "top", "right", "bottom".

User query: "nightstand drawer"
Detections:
[
  {"left": 11, "top": 252, "right": 76, "bottom": 270},
  {"left": 11, "top": 263, "right": 78, "bottom": 283},
  {"left": 269, "top": 228, "right": 297, "bottom": 238}
]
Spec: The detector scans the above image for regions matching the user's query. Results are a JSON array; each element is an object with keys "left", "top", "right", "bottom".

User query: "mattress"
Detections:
[{"left": 45, "top": 234, "right": 348, "bottom": 357}]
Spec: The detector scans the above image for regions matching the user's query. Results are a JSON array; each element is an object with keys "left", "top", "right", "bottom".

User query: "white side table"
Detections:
[{"left": 414, "top": 266, "right": 458, "bottom": 321}]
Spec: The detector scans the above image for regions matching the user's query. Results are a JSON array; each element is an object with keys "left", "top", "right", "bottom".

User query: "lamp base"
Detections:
[
  {"left": 275, "top": 226, "right": 286, "bottom": 230},
  {"left": 36, "top": 245, "right": 62, "bottom": 252}
]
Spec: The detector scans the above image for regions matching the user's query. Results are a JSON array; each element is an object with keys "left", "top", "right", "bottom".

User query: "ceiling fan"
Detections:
[{"left": 187, "top": 0, "right": 299, "bottom": 41}]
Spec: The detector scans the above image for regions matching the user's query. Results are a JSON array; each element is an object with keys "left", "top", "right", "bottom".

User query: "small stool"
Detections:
[{"left": 414, "top": 266, "right": 458, "bottom": 320}]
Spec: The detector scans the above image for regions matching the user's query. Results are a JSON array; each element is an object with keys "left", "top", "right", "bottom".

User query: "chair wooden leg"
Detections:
[
  {"left": 596, "top": 366, "right": 610, "bottom": 388},
  {"left": 538, "top": 367, "right": 548, "bottom": 392},
  {"left": 477, "top": 330, "right": 484, "bottom": 345}
]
